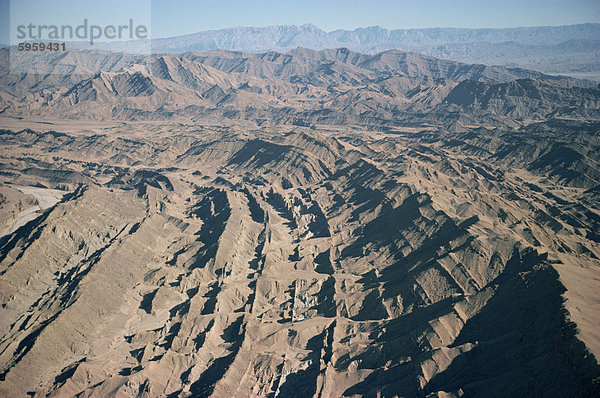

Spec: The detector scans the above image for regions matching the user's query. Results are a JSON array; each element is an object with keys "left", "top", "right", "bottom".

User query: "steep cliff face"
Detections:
[{"left": 0, "top": 124, "right": 598, "bottom": 397}]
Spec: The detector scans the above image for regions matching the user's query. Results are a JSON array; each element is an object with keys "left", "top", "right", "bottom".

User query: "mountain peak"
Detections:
[{"left": 300, "top": 23, "right": 320, "bottom": 30}]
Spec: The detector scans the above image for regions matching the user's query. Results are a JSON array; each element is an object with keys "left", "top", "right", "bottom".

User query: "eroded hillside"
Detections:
[{"left": 0, "top": 122, "right": 598, "bottom": 397}]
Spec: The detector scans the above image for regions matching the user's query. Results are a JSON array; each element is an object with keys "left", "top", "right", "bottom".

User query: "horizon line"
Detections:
[{"left": 152, "top": 22, "right": 599, "bottom": 41}]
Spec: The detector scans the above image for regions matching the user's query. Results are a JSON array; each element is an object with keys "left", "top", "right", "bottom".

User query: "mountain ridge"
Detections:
[
  {"left": 2, "top": 47, "right": 598, "bottom": 128},
  {"left": 149, "top": 23, "right": 600, "bottom": 48},
  {"left": 70, "top": 23, "right": 600, "bottom": 78}
]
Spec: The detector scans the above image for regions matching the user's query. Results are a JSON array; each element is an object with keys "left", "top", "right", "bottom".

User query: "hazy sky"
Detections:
[
  {"left": 149, "top": 0, "right": 600, "bottom": 35},
  {"left": 1, "top": 0, "right": 599, "bottom": 42}
]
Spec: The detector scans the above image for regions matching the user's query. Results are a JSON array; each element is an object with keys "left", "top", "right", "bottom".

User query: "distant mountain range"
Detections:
[
  {"left": 77, "top": 23, "right": 600, "bottom": 78},
  {"left": 3, "top": 47, "right": 599, "bottom": 129}
]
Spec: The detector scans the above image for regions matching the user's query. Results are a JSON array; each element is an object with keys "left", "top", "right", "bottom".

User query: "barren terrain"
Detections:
[{"left": 0, "top": 47, "right": 599, "bottom": 397}]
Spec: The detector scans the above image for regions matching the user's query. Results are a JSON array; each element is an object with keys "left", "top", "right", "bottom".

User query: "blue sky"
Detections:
[{"left": 1, "top": 0, "right": 599, "bottom": 42}]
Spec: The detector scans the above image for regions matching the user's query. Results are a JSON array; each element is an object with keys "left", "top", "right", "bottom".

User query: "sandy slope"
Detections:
[{"left": 0, "top": 185, "right": 65, "bottom": 239}]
